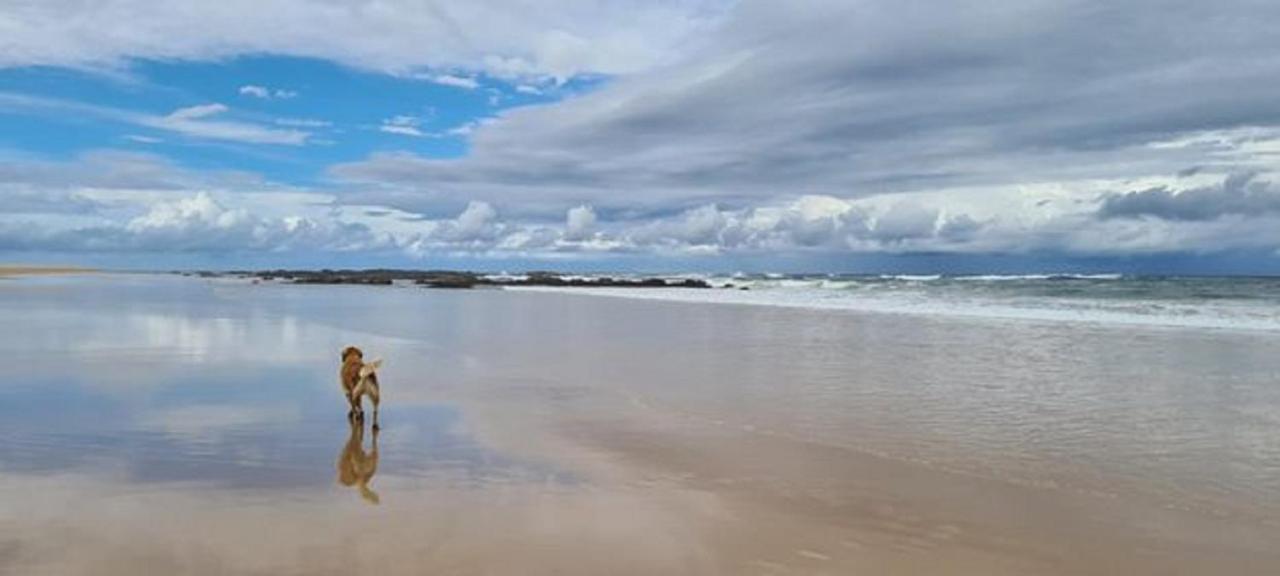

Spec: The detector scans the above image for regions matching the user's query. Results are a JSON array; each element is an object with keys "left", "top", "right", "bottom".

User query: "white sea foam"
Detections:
[
  {"left": 878, "top": 274, "right": 943, "bottom": 281},
  {"left": 952, "top": 273, "right": 1125, "bottom": 281},
  {"left": 507, "top": 279, "right": 1280, "bottom": 333}
]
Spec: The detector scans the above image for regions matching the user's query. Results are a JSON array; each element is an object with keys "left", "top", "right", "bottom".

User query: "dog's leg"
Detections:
[
  {"left": 346, "top": 392, "right": 356, "bottom": 419},
  {"left": 370, "top": 384, "right": 381, "bottom": 430}
]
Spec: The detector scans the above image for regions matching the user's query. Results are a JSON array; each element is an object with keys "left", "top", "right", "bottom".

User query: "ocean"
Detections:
[{"left": 506, "top": 273, "right": 1280, "bottom": 332}]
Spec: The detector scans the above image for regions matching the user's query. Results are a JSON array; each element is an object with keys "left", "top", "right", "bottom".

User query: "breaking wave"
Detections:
[{"left": 508, "top": 273, "right": 1280, "bottom": 332}]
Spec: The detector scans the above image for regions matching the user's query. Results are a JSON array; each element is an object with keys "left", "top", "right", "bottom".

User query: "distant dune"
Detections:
[{"left": 0, "top": 265, "right": 94, "bottom": 277}]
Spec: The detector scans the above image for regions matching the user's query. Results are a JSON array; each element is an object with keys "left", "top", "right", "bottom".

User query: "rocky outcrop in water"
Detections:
[{"left": 212, "top": 269, "right": 712, "bottom": 289}]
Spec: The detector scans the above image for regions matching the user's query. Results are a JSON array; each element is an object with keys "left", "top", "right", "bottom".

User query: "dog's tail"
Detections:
[{"left": 359, "top": 358, "right": 383, "bottom": 378}]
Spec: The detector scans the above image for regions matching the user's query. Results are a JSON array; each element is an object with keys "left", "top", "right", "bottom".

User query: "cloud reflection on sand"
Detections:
[{"left": 0, "top": 274, "right": 573, "bottom": 492}]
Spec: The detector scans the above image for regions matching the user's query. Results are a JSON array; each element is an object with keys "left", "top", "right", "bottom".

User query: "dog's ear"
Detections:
[{"left": 341, "top": 346, "right": 363, "bottom": 362}]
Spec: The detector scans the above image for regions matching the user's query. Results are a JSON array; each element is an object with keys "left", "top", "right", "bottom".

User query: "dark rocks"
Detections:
[
  {"left": 290, "top": 272, "right": 394, "bottom": 285},
  {"left": 504, "top": 273, "right": 709, "bottom": 289},
  {"left": 412, "top": 272, "right": 480, "bottom": 289},
  {"left": 215, "top": 269, "right": 713, "bottom": 290}
]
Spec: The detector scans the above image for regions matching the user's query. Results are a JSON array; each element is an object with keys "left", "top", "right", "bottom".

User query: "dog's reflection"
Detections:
[{"left": 337, "top": 417, "right": 380, "bottom": 504}]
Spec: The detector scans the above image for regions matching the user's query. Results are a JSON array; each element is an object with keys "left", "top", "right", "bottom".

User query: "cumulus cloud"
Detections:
[
  {"left": 6, "top": 152, "right": 1280, "bottom": 261},
  {"left": 449, "top": 201, "right": 500, "bottom": 241},
  {"left": 0, "top": 192, "right": 385, "bottom": 254},
  {"left": 564, "top": 204, "right": 596, "bottom": 241},
  {"left": 118, "top": 192, "right": 388, "bottom": 252},
  {"left": 123, "top": 192, "right": 258, "bottom": 249},
  {"left": 0, "top": 153, "right": 391, "bottom": 256}
]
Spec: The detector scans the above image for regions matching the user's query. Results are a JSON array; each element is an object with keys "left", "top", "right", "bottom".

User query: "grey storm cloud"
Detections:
[
  {"left": 870, "top": 203, "right": 940, "bottom": 242},
  {"left": 1098, "top": 173, "right": 1280, "bottom": 221},
  {"left": 331, "top": 0, "right": 1280, "bottom": 220}
]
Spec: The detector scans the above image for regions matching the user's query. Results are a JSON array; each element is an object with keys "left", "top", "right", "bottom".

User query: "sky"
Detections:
[{"left": 3, "top": 0, "right": 1280, "bottom": 274}]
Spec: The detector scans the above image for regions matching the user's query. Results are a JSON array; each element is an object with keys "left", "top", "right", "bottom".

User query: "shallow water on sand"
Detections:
[{"left": 2, "top": 274, "right": 1279, "bottom": 574}]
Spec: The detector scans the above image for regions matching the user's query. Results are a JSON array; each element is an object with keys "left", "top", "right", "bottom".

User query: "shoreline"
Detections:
[{"left": 0, "top": 265, "right": 94, "bottom": 277}]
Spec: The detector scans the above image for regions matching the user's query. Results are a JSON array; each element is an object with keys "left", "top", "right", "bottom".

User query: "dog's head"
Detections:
[{"left": 341, "top": 346, "right": 363, "bottom": 364}]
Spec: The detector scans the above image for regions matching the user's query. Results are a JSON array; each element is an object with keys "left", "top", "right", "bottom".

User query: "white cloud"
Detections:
[
  {"left": 0, "top": 93, "right": 311, "bottom": 145},
  {"left": 379, "top": 115, "right": 426, "bottom": 137},
  {"left": 564, "top": 204, "right": 596, "bottom": 241},
  {"left": 123, "top": 134, "right": 162, "bottom": 144},
  {"left": 239, "top": 84, "right": 298, "bottom": 99},
  {"left": 0, "top": 0, "right": 733, "bottom": 81},
  {"left": 238, "top": 85, "right": 270, "bottom": 99},
  {"left": 379, "top": 125, "right": 425, "bottom": 137},
  {"left": 451, "top": 201, "right": 499, "bottom": 241},
  {"left": 144, "top": 104, "right": 309, "bottom": 145},
  {"left": 274, "top": 117, "right": 331, "bottom": 128},
  {"left": 166, "top": 103, "right": 227, "bottom": 121},
  {"left": 445, "top": 119, "right": 487, "bottom": 137},
  {"left": 427, "top": 74, "right": 479, "bottom": 90},
  {"left": 0, "top": 190, "right": 391, "bottom": 254},
  {"left": 376, "top": 115, "right": 487, "bottom": 139},
  {"left": 124, "top": 193, "right": 256, "bottom": 239}
]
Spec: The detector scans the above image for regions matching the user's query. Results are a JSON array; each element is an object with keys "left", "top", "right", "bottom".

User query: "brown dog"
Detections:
[{"left": 339, "top": 346, "right": 383, "bottom": 425}]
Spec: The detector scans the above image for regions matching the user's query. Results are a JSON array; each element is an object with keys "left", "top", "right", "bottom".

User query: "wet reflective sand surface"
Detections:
[{"left": 2, "top": 274, "right": 1279, "bottom": 574}]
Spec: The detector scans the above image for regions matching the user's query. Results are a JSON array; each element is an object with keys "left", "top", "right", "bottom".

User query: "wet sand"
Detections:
[
  {"left": 1, "top": 274, "right": 1278, "bottom": 575},
  {"left": 0, "top": 265, "right": 92, "bottom": 277}
]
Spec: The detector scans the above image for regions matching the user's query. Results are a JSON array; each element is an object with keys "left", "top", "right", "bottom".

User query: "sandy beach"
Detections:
[
  {"left": 0, "top": 265, "right": 92, "bottom": 277},
  {"left": 1, "top": 274, "right": 1278, "bottom": 575}
]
